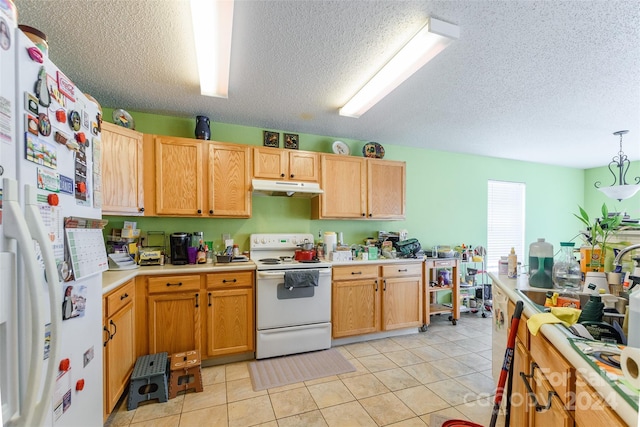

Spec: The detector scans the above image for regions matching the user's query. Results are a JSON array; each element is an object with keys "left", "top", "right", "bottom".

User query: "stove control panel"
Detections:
[{"left": 250, "top": 233, "right": 315, "bottom": 250}]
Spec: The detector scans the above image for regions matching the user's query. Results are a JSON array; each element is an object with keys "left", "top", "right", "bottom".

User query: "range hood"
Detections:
[{"left": 251, "top": 179, "right": 323, "bottom": 198}]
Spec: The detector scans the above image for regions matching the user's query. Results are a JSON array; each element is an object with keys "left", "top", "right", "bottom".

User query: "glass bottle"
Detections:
[
  {"left": 552, "top": 242, "right": 581, "bottom": 289},
  {"left": 197, "top": 240, "right": 206, "bottom": 264}
]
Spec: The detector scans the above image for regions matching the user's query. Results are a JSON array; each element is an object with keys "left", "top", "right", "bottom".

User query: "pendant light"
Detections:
[{"left": 594, "top": 130, "right": 640, "bottom": 201}]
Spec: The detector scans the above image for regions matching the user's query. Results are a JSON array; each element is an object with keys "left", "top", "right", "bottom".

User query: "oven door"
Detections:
[{"left": 256, "top": 268, "right": 332, "bottom": 329}]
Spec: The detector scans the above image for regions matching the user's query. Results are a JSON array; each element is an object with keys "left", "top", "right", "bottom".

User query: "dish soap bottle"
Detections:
[
  {"left": 578, "top": 284, "right": 604, "bottom": 323},
  {"left": 507, "top": 247, "right": 518, "bottom": 278}
]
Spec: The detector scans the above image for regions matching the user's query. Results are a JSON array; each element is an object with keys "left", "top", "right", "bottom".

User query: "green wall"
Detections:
[{"left": 103, "top": 108, "right": 596, "bottom": 259}]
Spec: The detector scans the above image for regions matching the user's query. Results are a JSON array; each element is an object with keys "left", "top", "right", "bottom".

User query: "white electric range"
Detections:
[{"left": 250, "top": 233, "right": 332, "bottom": 359}]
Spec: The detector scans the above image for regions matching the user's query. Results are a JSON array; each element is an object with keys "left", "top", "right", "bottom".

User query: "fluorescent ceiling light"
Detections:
[
  {"left": 339, "top": 17, "right": 459, "bottom": 118},
  {"left": 190, "top": 0, "right": 234, "bottom": 98}
]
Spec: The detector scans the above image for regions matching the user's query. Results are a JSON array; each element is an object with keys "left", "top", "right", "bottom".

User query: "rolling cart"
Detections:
[{"left": 422, "top": 258, "right": 460, "bottom": 330}]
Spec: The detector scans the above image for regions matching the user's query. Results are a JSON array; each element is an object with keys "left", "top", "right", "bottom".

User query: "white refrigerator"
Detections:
[{"left": 1, "top": 7, "right": 106, "bottom": 427}]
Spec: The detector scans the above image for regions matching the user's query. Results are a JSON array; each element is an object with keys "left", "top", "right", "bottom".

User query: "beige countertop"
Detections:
[{"left": 490, "top": 273, "right": 638, "bottom": 426}]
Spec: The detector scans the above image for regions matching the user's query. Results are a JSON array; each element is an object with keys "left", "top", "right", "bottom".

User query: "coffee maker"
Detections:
[{"left": 170, "top": 232, "right": 191, "bottom": 265}]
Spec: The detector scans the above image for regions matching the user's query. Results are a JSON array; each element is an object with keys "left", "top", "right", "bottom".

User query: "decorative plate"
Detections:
[
  {"left": 112, "top": 108, "right": 134, "bottom": 129},
  {"left": 332, "top": 140, "right": 350, "bottom": 155},
  {"left": 362, "top": 142, "right": 385, "bottom": 159}
]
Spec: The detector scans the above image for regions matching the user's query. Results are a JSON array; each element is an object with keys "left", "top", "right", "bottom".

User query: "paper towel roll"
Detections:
[{"left": 621, "top": 347, "right": 640, "bottom": 389}]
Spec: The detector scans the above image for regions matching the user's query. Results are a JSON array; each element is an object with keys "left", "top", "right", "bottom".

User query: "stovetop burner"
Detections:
[
  {"left": 259, "top": 258, "right": 281, "bottom": 265},
  {"left": 298, "top": 259, "right": 321, "bottom": 263}
]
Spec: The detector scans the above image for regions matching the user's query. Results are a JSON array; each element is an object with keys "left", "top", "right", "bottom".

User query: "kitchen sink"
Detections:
[{"left": 516, "top": 288, "right": 628, "bottom": 316}]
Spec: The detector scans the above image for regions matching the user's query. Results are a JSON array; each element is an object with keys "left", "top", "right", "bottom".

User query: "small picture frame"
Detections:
[
  {"left": 284, "top": 133, "right": 299, "bottom": 150},
  {"left": 263, "top": 131, "right": 279, "bottom": 148}
]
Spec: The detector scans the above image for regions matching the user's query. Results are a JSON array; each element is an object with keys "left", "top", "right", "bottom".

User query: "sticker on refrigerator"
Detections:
[
  {"left": 25, "top": 113, "right": 38, "bottom": 135},
  {"left": 44, "top": 323, "right": 51, "bottom": 360},
  {"left": 59, "top": 174, "right": 74, "bottom": 195},
  {"left": 54, "top": 368, "right": 72, "bottom": 420},
  {"left": 24, "top": 92, "right": 38, "bottom": 114},
  {"left": 25, "top": 132, "right": 57, "bottom": 169},
  {"left": 74, "top": 143, "right": 89, "bottom": 205},
  {"left": 56, "top": 70, "right": 75, "bottom": 102},
  {"left": 0, "top": 95, "right": 12, "bottom": 144}
]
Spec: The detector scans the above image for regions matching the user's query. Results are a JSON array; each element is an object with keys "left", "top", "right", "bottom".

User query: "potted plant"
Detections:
[{"left": 574, "top": 203, "right": 623, "bottom": 272}]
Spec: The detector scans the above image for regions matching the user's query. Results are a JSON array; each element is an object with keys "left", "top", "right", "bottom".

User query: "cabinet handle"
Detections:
[
  {"left": 351, "top": 271, "right": 362, "bottom": 275},
  {"left": 209, "top": 210, "right": 214, "bottom": 214},
  {"left": 398, "top": 269, "right": 408, "bottom": 272},
  {"left": 362, "top": 213, "right": 366, "bottom": 217},
  {"left": 280, "top": 173, "right": 285, "bottom": 178},
  {"left": 166, "top": 282, "right": 183, "bottom": 287},
  {"left": 139, "top": 207, "right": 145, "bottom": 213},
  {"left": 383, "top": 279, "right": 387, "bottom": 291},
  {"left": 368, "top": 213, "right": 372, "bottom": 217},
  {"left": 208, "top": 292, "right": 212, "bottom": 307},
  {"left": 222, "top": 278, "right": 237, "bottom": 283},
  {"left": 103, "top": 326, "right": 110, "bottom": 347},
  {"left": 195, "top": 293, "right": 199, "bottom": 308},
  {"left": 120, "top": 292, "right": 129, "bottom": 300},
  {"left": 290, "top": 174, "right": 294, "bottom": 178},
  {"left": 197, "top": 209, "right": 202, "bottom": 214},
  {"left": 520, "top": 362, "right": 555, "bottom": 412},
  {"left": 374, "top": 280, "right": 378, "bottom": 292},
  {"left": 109, "top": 319, "right": 117, "bottom": 338}
]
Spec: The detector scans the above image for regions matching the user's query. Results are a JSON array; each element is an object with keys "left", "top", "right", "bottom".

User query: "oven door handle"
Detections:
[{"left": 257, "top": 269, "right": 332, "bottom": 279}]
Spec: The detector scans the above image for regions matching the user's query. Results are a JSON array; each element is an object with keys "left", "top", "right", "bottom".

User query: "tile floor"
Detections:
[{"left": 106, "top": 312, "right": 504, "bottom": 427}]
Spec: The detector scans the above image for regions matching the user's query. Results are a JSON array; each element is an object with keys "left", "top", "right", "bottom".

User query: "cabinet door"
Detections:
[
  {"left": 148, "top": 292, "right": 201, "bottom": 354},
  {"left": 289, "top": 151, "right": 319, "bottom": 182},
  {"left": 382, "top": 276, "right": 423, "bottom": 330},
  {"left": 207, "top": 143, "right": 251, "bottom": 217},
  {"left": 154, "top": 136, "right": 204, "bottom": 215},
  {"left": 316, "top": 155, "right": 366, "bottom": 219},
  {"left": 253, "top": 147, "right": 287, "bottom": 179},
  {"left": 512, "top": 338, "right": 530, "bottom": 427},
  {"left": 530, "top": 368, "right": 573, "bottom": 427},
  {"left": 101, "top": 122, "right": 144, "bottom": 215},
  {"left": 206, "top": 287, "right": 254, "bottom": 356},
  {"left": 104, "top": 302, "right": 135, "bottom": 413},
  {"left": 367, "top": 159, "right": 405, "bottom": 219},
  {"left": 332, "top": 278, "right": 380, "bottom": 337}
]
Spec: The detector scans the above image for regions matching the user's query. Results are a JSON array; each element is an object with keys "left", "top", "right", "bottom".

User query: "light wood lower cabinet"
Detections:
[
  {"left": 332, "top": 263, "right": 422, "bottom": 338},
  {"left": 512, "top": 338, "right": 530, "bottom": 427},
  {"left": 380, "top": 264, "right": 423, "bottom": 330},
  {"left": 205, "top": 271, "right": 255, "bottom": 357},
  {"left": 103, "top": 280, "right": 136, "bottom": 420},
  {"left": 574, "top": 374, "right": 626, "bottom": 426},
  {"left": 147, "top": 275, "right": 202, "bottom": 354}
]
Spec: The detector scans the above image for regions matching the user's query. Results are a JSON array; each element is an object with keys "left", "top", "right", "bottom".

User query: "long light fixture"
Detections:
[
  {"left": 190, "top": 0, "right": 235, "bottom": 98},
  {"left": 594, "top": 130, "right": 640, "bottom": 201},
  {"left": 339, "top": 17, "right": 459, "bottom": 118}
]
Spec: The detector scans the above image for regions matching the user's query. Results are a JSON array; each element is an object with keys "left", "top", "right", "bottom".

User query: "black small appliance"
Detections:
[{"left": 170, "top": 232, "right": 191, "bottom": 265}]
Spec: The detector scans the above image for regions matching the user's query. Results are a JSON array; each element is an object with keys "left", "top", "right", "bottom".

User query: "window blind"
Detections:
[{"left": 487, "top": 180, "right": 526, "bottom": 271}]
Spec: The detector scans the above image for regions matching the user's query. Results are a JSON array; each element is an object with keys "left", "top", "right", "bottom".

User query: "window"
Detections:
[{"left": 487, "top": 180, "right": 525, "bottom": 271}]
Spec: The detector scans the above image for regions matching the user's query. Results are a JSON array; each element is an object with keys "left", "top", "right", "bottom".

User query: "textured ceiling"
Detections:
[{"left": 13, "top": 0, "right": 640, "bottom": 168}]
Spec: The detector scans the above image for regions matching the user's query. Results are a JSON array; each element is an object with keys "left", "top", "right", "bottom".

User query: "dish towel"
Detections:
[
  {"left": 284, "top": 270, "right": 319, "bottom": 290},
  {"left": 527, "top": 307, "right": 582, "bottom": 336}
]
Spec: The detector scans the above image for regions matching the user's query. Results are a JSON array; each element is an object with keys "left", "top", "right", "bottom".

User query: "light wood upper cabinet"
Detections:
[
  {"left": 253, "top": 147, "right": 319, "bottom": 182},
  {"left": 207, "top": 142, "right": 251, "bottom": 217},
  {"left": 153, "top": 136, "right": 204, "bottom": 215},
  {"left": 367, "top": 159, "right": 405, "bottom": 219},
  {"left": 101, "top": 122, "right": 144, "bottom": 215},
  {"left": 313, "top": 155, "right": 367, "bottom": 219}
]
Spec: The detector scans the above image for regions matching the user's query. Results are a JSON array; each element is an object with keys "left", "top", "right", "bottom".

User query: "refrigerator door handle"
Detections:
[
  {"left": 24, "top": 184, "right": 62, "bottom": 427},
  {"left": 1, "top": 178, "right": 44, "bottom": 427}
]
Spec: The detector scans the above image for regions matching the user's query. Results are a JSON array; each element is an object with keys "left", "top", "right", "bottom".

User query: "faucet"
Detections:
[{"left": 613, "top": 243, "right": 640, "bottom": 267}]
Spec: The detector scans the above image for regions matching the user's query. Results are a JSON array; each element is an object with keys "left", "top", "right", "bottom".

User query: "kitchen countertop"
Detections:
[
  {"left": 490, "top": 272, "right": 638, "bottom": 426},
  {"left": 102, "top": 257, "right": 428, "bottom": 293}
]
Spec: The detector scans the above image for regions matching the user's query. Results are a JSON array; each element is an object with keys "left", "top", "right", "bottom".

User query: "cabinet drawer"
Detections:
[
  {"left": 574, "top": 374, "right": 626, "bottom": 426},
  {"left": 508, "top": 300, "right": 529, "bottom": 349},
  {"left": 333, "top": 265, "right": 378, "bottom": 281},
  {"left": 530, "top": 331, "right": 575, "bottom": 406},
  {"left": 105, "top": 280, "right": 135, "bottom": 318},
  {"left": 207, "top": 271, "right": 254, "bottom": 289},
  {"left": 381, "top": 263, "right": 421, "bottom": 278},
  {"left": 427, "top": 259, "right": 458, "bottom": 268},
  {"left": 147, "top": 275, "right": 201, "bottom": 294}
]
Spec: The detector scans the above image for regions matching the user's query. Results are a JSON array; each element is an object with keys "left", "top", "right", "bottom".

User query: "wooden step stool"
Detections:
[
  {"left": 168, "top": 350, "right": 203, "bottom": 399},
  {"left": 127, "top": 352, "right": 168, "bottom": 410}
]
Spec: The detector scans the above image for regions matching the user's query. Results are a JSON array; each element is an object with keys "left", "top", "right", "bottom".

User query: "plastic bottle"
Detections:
[
  {"left": 507, "top": 247, "right": 517, "bottom": 278},
  {"left": 499, "top": 257, "right": 508, "bottom": 275},
  {"left": 197, "top": 240, "right": 206, "bottom": 264},
  {"left": 577, "top": 294, "right": 604, "bottom": 323},
  {"left": 529, "top": 238, "right": 554, "bottom": 288},
  {"left": 552, "top": 242, "right": 582, "bottom": 290},
  {"left": 233, "top": 244, "right": 240, "bottom": 258}
]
